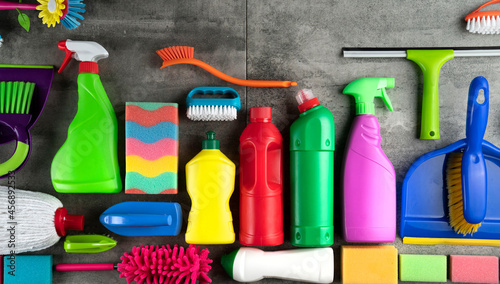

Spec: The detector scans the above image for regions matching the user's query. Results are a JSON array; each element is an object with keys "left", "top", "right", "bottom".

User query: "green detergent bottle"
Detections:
[
  {"left": 51, "top": 40, "right": 121, "bottom": 193},
  {"left": 290, "top": 89, "right": 334, "bottom": 247}
]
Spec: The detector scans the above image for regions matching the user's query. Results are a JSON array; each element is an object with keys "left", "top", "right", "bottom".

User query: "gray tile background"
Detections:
[{"left": 2, "top": 0, "right": 500, "bottom": 283}]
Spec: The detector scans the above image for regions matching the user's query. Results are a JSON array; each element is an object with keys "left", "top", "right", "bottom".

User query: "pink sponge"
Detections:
[{"left": 450, "top": 255, "right": 499, "bottom": 283}]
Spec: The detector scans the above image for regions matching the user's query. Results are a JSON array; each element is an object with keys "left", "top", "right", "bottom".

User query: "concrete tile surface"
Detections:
[{"left": 2, "top": 0, "right": 500, "bottom": 283}]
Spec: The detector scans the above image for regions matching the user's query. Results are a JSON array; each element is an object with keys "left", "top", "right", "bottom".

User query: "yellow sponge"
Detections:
[{"left": 342, "top": 245, "right": 398, "bottom": 284}]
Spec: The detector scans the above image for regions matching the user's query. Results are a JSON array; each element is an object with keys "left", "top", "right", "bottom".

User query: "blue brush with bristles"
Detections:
[
  {"left": 60, "top": 0, "right": 86, "bottom": 30},
  {"left": 186, "top": 87, "right": 241, "bottom": 121}
]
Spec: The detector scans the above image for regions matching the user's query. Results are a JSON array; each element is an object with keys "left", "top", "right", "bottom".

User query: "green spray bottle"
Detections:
[
  {"left": 51, "top": 40, "right": 122, "bottom": 193},
  {"left": 290, "top": 89, "right": 334, "bottom": 247}
]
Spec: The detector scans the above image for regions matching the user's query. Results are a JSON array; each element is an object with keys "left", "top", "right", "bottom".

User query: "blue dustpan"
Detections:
[
  {"left": 100, "top": 201, "right": 182, "bottom": 237},
  {"left": 401, "top": 140, "right": 500, "bottom": 243},
  {"left": 401, "top": 77, "right": 500, "bottom": 245}
]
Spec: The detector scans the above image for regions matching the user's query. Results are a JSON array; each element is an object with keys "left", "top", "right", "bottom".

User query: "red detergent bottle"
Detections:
[{"left": 239, "top": 107, "right": 284, "bottom": 246}]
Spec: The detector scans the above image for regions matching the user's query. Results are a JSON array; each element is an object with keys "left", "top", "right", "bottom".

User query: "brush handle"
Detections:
[
  {"left": 161, "top": 58, "right": 297, "bottom": 88},
  {"left": 471, "top": 0, "right": 500, "bottom": 14},
  {"left": 0, "top": 0, "right": 37, "bottom": 10},
  {"left": 406, "top": 50, "right": 455, "bottom": 140},
  {"left": 186, "top": 87, "right": 241, "bottom": 110},
  {"left": 55, "top": 263, "right": 116, "bottom": 271},
  {"left": 462, "top": 76, "right": 489, "bottom": 224}
]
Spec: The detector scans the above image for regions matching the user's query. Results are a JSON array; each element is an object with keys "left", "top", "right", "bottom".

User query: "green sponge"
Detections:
[
  {"left": 4, "top": 255, "right": 52, "bottom": 284},
  {"left": 399, "top": 254, "right": 447, "bottom": 282}
]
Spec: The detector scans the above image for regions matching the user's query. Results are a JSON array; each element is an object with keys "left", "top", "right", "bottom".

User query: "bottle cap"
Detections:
[
  {"left": 54, "top": 208, "right": 85, "bottom": 237},
  {"left": 221, "top": 248, "right": 240, "bottom": 279},
  {"left": 296, "top": 89, "right": 320, "bottom": 113},
  {"left": 202, "top": 131, "right": 219, "bottom": 149},
  {"left": 79, "top": 62, "right": 99, "bottom": 74},
  {"left": 250, "top": 107, "right": 272, "bottom": 122}
]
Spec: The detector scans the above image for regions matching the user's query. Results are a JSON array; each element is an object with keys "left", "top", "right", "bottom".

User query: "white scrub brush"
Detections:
[
  {"left": 466, "top": 0, "right": 500, "bottom": 34},
  {"left": 0, "top": 186, "right": 84, "bottom": 254},
  {"left": 186, "top": 87, "right": 241, "bottom": 121}
]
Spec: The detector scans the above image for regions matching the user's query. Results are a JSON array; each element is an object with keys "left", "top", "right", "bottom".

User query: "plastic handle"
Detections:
[
  {"left": 186, "top": 87, "right": 241, "bottom": 110},
  {"left": 380, "top": 86, "right": 394, "bottom": 111},
  {"left": 0, "top": 141, "right": 29, "bottom": 177},
  {"left": 462, "top": 76, "right": 489, "bottom": 224},
  {"left": 465, "top": 0, "right": 500, "bottom": 21},
  {"left": 58, "top": 40, "right": 73, "bottom": 73},
  {"left": 406, "top": 50, "right": 455, "bottom": 139},
  {"left": 55, "top": 263, "right": 115, "bottom": 271},
  {"left": 101, "top": 213, "right": 172, "bottom": 227},
  {"left": 161, "top": 58, "right": 297, "bottom": 88},
  {"left": 471, "top": 0, "right": 500, "bottom": 14},
  {"left": 0, "top": 1, "right": 37, "bottom": 10},
  {"left": 0, "top": 114, "right": 31, "bottom": 177}
]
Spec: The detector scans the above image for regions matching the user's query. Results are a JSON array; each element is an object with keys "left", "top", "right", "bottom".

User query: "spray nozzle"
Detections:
[
  {"left": 58, "top": 39, "right": 109, "bottom": 73},
  {"left": 342, "top": 77, "right": 395, "bottom": 115}
]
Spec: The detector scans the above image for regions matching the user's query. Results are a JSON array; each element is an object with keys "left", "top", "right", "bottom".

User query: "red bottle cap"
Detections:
[
  {"left": 296, "top": 89, "right": 321, "bottom": 113},
  {"left": 79, "top": 62, "right": 99, "bottom": 74},
  {"left": 250, "top": 107, "right": 272, "bottom": 122},
  {"left": 54, "top": 208, "right": 85, "bottom": 237}
]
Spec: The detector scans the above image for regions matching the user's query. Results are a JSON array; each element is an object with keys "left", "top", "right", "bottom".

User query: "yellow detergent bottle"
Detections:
[{"left": 185, "top": 131, "right": 235, "bottom": 244}]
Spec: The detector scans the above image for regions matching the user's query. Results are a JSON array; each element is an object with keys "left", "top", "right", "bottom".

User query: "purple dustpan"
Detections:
[{"left": 0, "top": 65, "right": 54, "bottom": 178}]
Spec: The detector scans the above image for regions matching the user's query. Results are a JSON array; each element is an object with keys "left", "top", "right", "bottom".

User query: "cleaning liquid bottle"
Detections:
[
  {"left": 51, "top": 39, "right": 121, "bottom": 193},
  {"left": 185, "top": 131, "right": 235, "bottom": 244},
  {"left": 290, "top": 89, "right": 334, "bottom": 247},
  {"left": 239, "top": 107, "right": 283, "bottom": 246},
  {"left": 342, "top": 77, "right": 396, "bottom": 243},
  {"left": 221, "top": 247, "right": 334, "bottom": 283}
]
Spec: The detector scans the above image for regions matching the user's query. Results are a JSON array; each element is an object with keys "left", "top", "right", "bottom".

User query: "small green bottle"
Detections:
[{"left": 290, "top": 89, "right": 334, "bottom": 247}]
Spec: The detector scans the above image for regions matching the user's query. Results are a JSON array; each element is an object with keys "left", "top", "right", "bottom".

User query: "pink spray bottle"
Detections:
[{"left": 342, "top": 77, "right": 396, "bottom": 243}]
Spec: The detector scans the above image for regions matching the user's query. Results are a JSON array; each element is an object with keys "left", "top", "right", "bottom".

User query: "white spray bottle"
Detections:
[{"left": 221, "top": 247, "right": 334, "bottom": 283}]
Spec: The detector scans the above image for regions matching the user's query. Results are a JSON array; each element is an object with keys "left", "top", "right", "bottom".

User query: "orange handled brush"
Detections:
[
  {"left": 466, "top": 0, "right": 500, "bottom": 34},
  {"left": 157, "top": 46, "right": 297, "bottom": 88}
]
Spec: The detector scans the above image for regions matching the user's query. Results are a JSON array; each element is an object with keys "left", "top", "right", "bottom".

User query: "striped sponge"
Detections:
[{"left": 125, "top": 102, "right": 178, "bottom": 194}]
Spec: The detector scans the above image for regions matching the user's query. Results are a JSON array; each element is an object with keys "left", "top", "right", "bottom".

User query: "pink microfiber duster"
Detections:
[{"left": 56, "top": 244, "right": 213, "bottom": 284}]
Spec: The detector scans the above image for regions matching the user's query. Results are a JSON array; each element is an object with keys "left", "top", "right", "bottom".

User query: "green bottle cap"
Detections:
[
  {"left": 202, "top": 131, "right": 219, "bottom": 149},
  {"left": 342, "top": 77, "right": 395, "bottom": 115},
  {"left": 220, "top": 248, "right": 239, "bottom": 279}
]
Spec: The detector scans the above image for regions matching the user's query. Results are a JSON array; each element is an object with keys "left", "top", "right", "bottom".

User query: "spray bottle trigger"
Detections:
[
  {"left": 380, "top": 87, "right": 394, "bottom": 112},
  {"left": 58, "top": 40, "right": 73, "bottom": 73}
]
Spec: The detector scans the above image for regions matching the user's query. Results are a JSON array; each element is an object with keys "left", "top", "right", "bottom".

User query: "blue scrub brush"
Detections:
[
  {"left": 186, "top": 87, "right": 241, "bottom": 121},
  {"left": 59, "top": 0, "right": 86, "bottom": 30}
]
